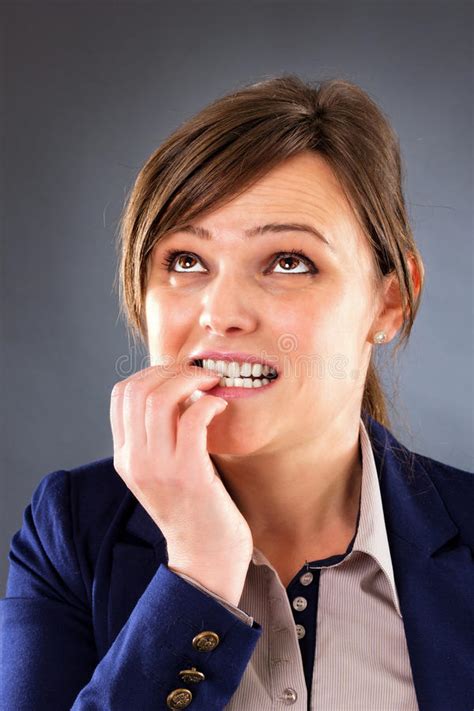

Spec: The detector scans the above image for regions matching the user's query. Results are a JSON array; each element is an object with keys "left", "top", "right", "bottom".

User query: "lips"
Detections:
[
  {"left": 188, "top": 350, "right": 280, "bottom": 374},
  {"left": 193, "top": 359, "right": 279, "bottom": 380}
]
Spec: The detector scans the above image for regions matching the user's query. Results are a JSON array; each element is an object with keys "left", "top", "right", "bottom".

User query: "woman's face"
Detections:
[{"left": 144, "top": 151, "right": 385, "bottom": 456}]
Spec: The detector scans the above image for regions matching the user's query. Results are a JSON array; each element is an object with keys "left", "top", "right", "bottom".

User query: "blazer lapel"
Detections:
[{"left": 364, "top": 415, "right": 472, "bottom": 711}]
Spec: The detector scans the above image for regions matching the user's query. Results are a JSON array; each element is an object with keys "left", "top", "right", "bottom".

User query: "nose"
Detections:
[{"left": 198, "top": 271, "right": 259, "bottom": 336}]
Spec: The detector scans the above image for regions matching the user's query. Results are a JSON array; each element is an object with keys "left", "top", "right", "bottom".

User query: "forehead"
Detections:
[{"left": 187, "top": 151, "right": 366, "bottom": 254}]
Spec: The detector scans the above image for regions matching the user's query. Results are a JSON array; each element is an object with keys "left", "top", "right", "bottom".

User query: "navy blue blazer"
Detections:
[{"left": 1, "top": 414, "right": 473, "bottom": 710}]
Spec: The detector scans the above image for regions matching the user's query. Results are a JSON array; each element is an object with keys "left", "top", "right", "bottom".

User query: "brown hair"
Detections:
[{"left": 114, "top": 74, "right": 425, "bottom": 432}]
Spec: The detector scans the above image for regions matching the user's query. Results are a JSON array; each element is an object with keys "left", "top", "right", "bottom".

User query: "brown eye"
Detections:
[
  {"left": 269, "top": 250, "right": 318, "bottom": 275},
  {"left": 161, "top": 251, "right": 206, "bottom": 272},
  {"left": 273, "top": 254, "right": 310, "bottom": 273},
  {"left": 161, "top": 248, "right": 318, "bottom": 275}
]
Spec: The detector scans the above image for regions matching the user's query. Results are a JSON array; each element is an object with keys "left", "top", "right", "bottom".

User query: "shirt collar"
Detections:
[{"left": 353, "top": 416, "right": 403, "bottom": 618}]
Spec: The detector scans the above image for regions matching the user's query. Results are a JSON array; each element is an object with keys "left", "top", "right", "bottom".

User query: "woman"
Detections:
[{"left": 1, "top": 75, "right": 472, "bottom": 711}]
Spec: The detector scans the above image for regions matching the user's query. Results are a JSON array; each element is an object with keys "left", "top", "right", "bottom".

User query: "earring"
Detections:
[{"left": 373, "top": 331, "right": 387, "bottom": 344}]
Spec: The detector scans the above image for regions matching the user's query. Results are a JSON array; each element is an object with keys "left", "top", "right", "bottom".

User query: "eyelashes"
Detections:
[{"left": 160, "top": 248, "right": 319, "bottom": 275}]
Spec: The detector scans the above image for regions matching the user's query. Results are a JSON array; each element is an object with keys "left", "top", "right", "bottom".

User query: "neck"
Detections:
[{"left": 211, "top": 416, "right": 363, "bottom": 552}]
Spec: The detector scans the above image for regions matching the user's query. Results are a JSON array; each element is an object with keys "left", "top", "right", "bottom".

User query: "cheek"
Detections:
[
  {"left": 268, "top": 298, "right": 331, "bottom": 368},
  {"left": 287, "top": 297, "right": 366, "bottom": 379},
  {"left": 145, "top": 292, "right": 196, "bottom": 352},
  {"left": 144, "top": 293, "right": 165, "bottom": 335},
  {"left": 144, "top": 293, "right": 175, "bottom": 348}
]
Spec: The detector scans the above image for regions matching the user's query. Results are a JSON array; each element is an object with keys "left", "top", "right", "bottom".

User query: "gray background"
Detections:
[{"left": 1, "top": 0, "right": 473, "bottom": 595}]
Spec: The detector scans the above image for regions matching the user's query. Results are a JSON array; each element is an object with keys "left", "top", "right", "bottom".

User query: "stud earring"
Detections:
[{"left": 373, "top": 331, "right": 387, "bottom": 344}]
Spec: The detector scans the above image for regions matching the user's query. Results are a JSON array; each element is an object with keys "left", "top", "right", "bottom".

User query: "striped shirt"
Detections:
[{"left": 175, "top": 417, "right": 420, "bottom": 710}]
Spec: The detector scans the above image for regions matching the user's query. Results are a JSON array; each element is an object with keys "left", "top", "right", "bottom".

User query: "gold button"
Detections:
[
  {"left": 166, "top": 688, "right": 193, "bottom": 709},
  {"left": 192, "top": 630, "right": 220, "bottom": 651},
  {"left": 179, "top": 666, "right": 206, "bottom": 683}
]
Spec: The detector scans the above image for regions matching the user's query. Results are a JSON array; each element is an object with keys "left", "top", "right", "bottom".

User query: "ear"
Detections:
[{"left": 372, "top": 252, "right": 424, "bottom": 341}]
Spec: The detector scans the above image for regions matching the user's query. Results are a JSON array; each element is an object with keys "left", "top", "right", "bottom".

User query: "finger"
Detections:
[
  {"left": 110, "top": 382, "right": 125, "bottom": 450},
  {"left": 122, "top": 378, "right": 149, "bottom": 449},
  {"left": 118, "top": 366, "right": 181, "bottom": 450},
  {"left": 112, "top": 363, "right": 219, "bottom": 453},
  {"left": 144, "top": 367, "right": 222, "bottom": 452},
  {"left": 124, "top": 364, "right": 178, "bottom": 385},
  {"left": 175, "top": 394, "right": 228, "bottom": 483}
]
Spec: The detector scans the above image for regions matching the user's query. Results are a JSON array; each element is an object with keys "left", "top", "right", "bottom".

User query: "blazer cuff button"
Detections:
[
  {"left": 192, "top": 630, "right": 220, "bottom": 651},
  {"left": 166, "top": 688, "right": 193, "bottom": 709},
  {"left": 179, "top": 667, "right": 206, "bottom": 683}
]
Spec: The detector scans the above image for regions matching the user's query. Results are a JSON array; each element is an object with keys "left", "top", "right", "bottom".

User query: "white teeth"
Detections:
[
  {"left": 251, "top": 363, "right": 263, "bottom": 377},
  {"left": 201, "top": 358, "right": 277, "bottom": 379},
  {"left": 227, "top": 362, "right": 241, "bottom": 378},
  {"left": 239, "top": 362, "right": 252, "bottom": 377},
  {"left": 219, "top": 377, "right": 271, "bottom": 388}
]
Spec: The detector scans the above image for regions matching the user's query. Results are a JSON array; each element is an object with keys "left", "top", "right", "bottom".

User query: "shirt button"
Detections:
[
  {"left": 295, "top": 624, "right": 306, "bottom": 639},
  {"left": 292, "top": 596, "right": 308, "bottom": 611},
  {"left": 300, "top": 571, "right": 313, "bottom": 585},
  {"left": 281, "top": 687, "right": 298, "bottom": 704}
]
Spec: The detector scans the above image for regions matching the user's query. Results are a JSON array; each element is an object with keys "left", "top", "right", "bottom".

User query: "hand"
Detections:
[{"left": 110, "top": 364, "right": 254, "bottom": 606}]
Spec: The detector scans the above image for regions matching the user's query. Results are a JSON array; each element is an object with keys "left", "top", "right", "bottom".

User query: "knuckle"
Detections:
[
  {"left": 180, "top": 407, "right": 202, "bottom": 429},
  {"left": 123, "top": 381, "right": 143, "bottom": 398},
  {"left": 153, "top": 365, "right": 178, "bottom": 378},
  {"left": 146, "top": 390, "right": 164, "bottom": 409},
  {"left": 129, "top": 368, "right": 153, "bottom": 383},
  {"left": 111, "top": 382, "right": 125, "bottom": 398}
]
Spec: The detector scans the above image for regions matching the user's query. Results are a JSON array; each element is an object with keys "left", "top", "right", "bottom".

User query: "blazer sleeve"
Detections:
[
  {"left": 0, "top": 469, "right": 263, "bottom": 711},
  {"left": 168, "top": 569, "right": 255, "bottom": 626}
]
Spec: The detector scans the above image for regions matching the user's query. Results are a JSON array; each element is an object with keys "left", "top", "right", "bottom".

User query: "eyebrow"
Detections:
[{"left": 170, "top": 222, "right": 335, "bottom": 252}]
